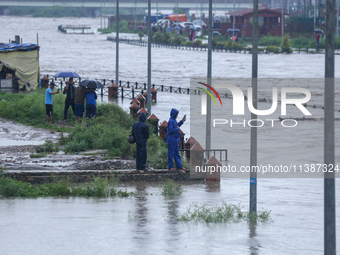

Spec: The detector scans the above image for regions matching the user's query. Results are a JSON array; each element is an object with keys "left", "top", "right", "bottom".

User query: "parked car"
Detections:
[
  {"left": 193, "top": 20, "right": 207, "bottom": 27},
  {"left": 212, "top": 31, "right": 221, "bottom": 36}
]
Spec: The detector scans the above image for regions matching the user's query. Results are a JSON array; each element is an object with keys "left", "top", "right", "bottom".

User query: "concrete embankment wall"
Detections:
[{"left": 3, "top": 169, "right": 202, "bottom": 184}]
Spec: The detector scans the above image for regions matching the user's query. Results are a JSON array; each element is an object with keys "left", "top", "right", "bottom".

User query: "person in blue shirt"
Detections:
[
  {"left": 45, "top": 82, "right": 59, "bottom": 125},
  {"left": 85, "top": 89, "right": 97, "bottom": 120},
  {"left": 166, "top": 108, "right": 186, "bottom": 170}
]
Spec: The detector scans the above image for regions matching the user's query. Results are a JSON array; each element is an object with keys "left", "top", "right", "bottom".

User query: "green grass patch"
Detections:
[
  {"left": 161, "top": 179, "right": 184, "bottom": 196},
  {"left": 30, "top": 153, "right": 47, "bottom": 158},
  {"left": 35, "top": 140, "right": 59, "bottom": 153},
  {"left": 178, "top": 202, "right": 271, "bottom": 223},
  {"left": 0, "top": 91, "right": 170, "bottom": 169},
  {"left": 0, "top": 176, "right": 136, "bottom": 198}
]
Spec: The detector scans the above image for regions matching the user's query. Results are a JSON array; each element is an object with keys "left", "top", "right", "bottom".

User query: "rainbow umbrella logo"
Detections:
[{"left": 197, "top": 82, "right": 222, "bottom": 106}]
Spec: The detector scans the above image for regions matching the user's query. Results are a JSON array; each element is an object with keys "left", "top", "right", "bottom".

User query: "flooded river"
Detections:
[
  {"left": 0, "top": 16, "right": 340, "bottom": 254},
  {"left": 1, "top": 179, "right": 339, "bottom": 255}
]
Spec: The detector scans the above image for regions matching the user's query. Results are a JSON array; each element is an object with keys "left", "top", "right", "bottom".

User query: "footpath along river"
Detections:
[{"left": 0, "top": 16, "right": 340, "bottom": 254}]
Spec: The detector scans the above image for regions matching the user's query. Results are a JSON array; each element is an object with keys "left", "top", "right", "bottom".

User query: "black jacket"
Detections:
[
  {"left": 132, "top": 113, "right": 149, "bottom": 145},
  {"left": 63, "top": 83, "right": 75, "bottom": 102}
]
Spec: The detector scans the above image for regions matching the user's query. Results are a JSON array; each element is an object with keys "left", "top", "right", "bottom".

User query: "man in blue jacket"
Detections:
[
  {"left": 132, "top": 113, "right": 149, "bottom": 170},
  {"left": 167, "top": 108, "right": 186, "bottom": 170}
]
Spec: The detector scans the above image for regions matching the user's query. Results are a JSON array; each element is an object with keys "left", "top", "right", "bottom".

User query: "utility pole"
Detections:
[
  {"left": 101, "top": 1, "right": 103, "bottom": 30},
  {"left": 115, "top": 0, "right": 119, "bottom": 87},
  {"left": 314, "top": 0, "right": 317, "bottom": 31},
  {"left": 135, "top": 1, "right": 137, "bottom": 31},
  {"left": 233, "top": 0, "right": 235, "bottom": 35},
  {"left": 281, "top": 0, "right": 284, "bottom": 38},
  {"left": 324, "top": 0, "right": 336, "bottom": 252},
  {"left": 206, "top": 0, "right": 212, "bottom": 158},
  {"left": 250, "top": 0, "right": 259, "bottom": 217},
  {"left": 337, "top": 0, "right": 339, "bottom": 37},
  {"left": 177, "top": 0, "right": 179, "bottom": 23},
  {"left": 201, "top": 0, "right": 203, "bottom": 23},
  {"left": 147, "top": 0, "right": 152, "bottom": 115}
]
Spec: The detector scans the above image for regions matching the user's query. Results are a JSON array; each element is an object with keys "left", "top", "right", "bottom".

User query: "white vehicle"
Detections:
[
  {"left": 157, "top": 19, "right": 166, "bottom": 25},
  {"left": 161, "top": 19, "right": 171, "bottom": 26},
  {"left": 193, "top": 20, "right": 207, "bottom": 27}
]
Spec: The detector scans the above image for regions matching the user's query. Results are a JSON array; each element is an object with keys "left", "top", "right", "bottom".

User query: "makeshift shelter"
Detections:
[{"left": 0, "top": 43, "right": 40, "bottom": 91}]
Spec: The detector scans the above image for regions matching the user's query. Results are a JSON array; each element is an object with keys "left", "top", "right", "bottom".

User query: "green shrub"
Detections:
[
  {"left": 169, "top": 34, "right": 184, "bottom": 45},
  {"left": 258, "top": 35, "right": 282, "bottom": 46},
  {"left": 0, "top": 177, "right": 47, "bottom": 197},
  {"left": 280, "top": 34, "right": 291, "bottom": 53},
  {"left": 192, "top": 39, "right": 202, "bottom": 47},
  {"left": 266, "top": 45, "right": 278, "bottom": 53},
  {"left": 182, "top": 41, "right": 193, "bottom": 46},
  {"left": 35, "top": 140, "right": 59, "bottom": 153},
  {"left": 146, "top": 134, "right": 168, "bottom": 169}
]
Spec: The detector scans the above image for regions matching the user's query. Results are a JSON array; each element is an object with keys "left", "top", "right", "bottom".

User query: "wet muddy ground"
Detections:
[{"left": 0, "top": 118, "right": 136, "bottom": 171}]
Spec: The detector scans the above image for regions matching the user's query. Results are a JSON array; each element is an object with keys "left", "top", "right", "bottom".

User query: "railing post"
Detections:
[
  {"left": 132, "top": 88, "right": 134, "bottom": 99},
  {"left": 135, "top": 82, "right": 138, "bottom": 89},
  {"left": 127, "top": 81, "right": 130, "bottom": 88},
  {"left": 161, "top": 85, "right": 164, "bottom": 92},
  {"left": 170, "top": 86, "right": 172, "bottom": 92},
  {"left": 119, "top": 80, "right": 122, "bottom": 87},
  {"left": 121, "top": 87, "right": 124, "bottom": 99},
  {"left": 179, "top": 87, "right": 181, "bottom": 93},
  {"left": 187, "top": 88, "right": 190, "bottom": 94},
  {"left": 144, "top": 83, "right": 146, "bottom": 90}
]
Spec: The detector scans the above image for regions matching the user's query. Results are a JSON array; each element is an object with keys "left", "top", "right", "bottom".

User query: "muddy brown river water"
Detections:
[{"left": 0, "top": 16, "right": 340, "bottom": 254}]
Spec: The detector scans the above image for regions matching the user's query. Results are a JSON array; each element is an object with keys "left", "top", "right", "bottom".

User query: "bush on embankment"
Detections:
[{"left": 0, "top": 91, "right": 169, "bottom": 168}]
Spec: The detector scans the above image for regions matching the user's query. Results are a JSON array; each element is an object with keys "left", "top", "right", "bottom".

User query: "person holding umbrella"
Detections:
[
  {"left": 77, "top": 79, "right": 103, "bottom": 123},
  {"left": 75, "top": 85, "right": 91, "bottom": 123},
  {"left": 85, "top": 88, "right": 97, "bottom": 120},
  {"left": 63, "top": 77, "right": 76, "bottom": 120}
]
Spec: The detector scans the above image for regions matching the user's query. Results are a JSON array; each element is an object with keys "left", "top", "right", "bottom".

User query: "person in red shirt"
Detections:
[{"left": 316, "top": 34, "right": 321, "bottom": 49}]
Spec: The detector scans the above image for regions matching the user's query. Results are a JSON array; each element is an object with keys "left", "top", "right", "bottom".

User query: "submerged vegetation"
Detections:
[
  {"left": 0, "top": 90, "right": 170, "bottom": 168},
  {"left": 178, "top": 202, "right": 271, "bottom": 223},
  {"left": 161, "top": 179, "right": 185, "bottom": 196},
  {"left": 0, "top": 176, "right": 134, "bottom": 198}
]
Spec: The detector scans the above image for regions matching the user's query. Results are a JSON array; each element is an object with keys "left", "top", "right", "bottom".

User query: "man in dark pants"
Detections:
[
  {"left": 132, "top": 113, "right": 149, "bottom": 171},
  {"left": 63, "top": 77, "right": 75, "bottom": 120}
]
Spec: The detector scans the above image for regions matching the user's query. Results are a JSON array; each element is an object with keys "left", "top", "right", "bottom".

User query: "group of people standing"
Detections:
[
  {"left": 45, "top": 79, "right": 187, "bottom": 171},
  {"left": 132, "top": 108, "right": 186, "bottom": 171},
  {"left": 45, "top": 78, "right": 97, "bottom": 124}
]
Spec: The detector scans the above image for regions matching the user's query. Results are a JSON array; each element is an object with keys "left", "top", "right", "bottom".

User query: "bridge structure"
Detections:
[{"left": 0, "top": 0, "right": 255, "bottom": 15}]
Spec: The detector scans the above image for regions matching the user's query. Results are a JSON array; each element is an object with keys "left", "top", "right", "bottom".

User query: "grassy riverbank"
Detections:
[
  {"left": 0, "top": 90, "right": 169, "bottom": 169},
  {"left": 0, "top": 175, "right": 134, "bottom": 198}
]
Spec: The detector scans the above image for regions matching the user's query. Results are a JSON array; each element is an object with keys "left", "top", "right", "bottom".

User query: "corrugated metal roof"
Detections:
[{"left": 0, "top": 43, "right": 39, "bottom": 53}]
